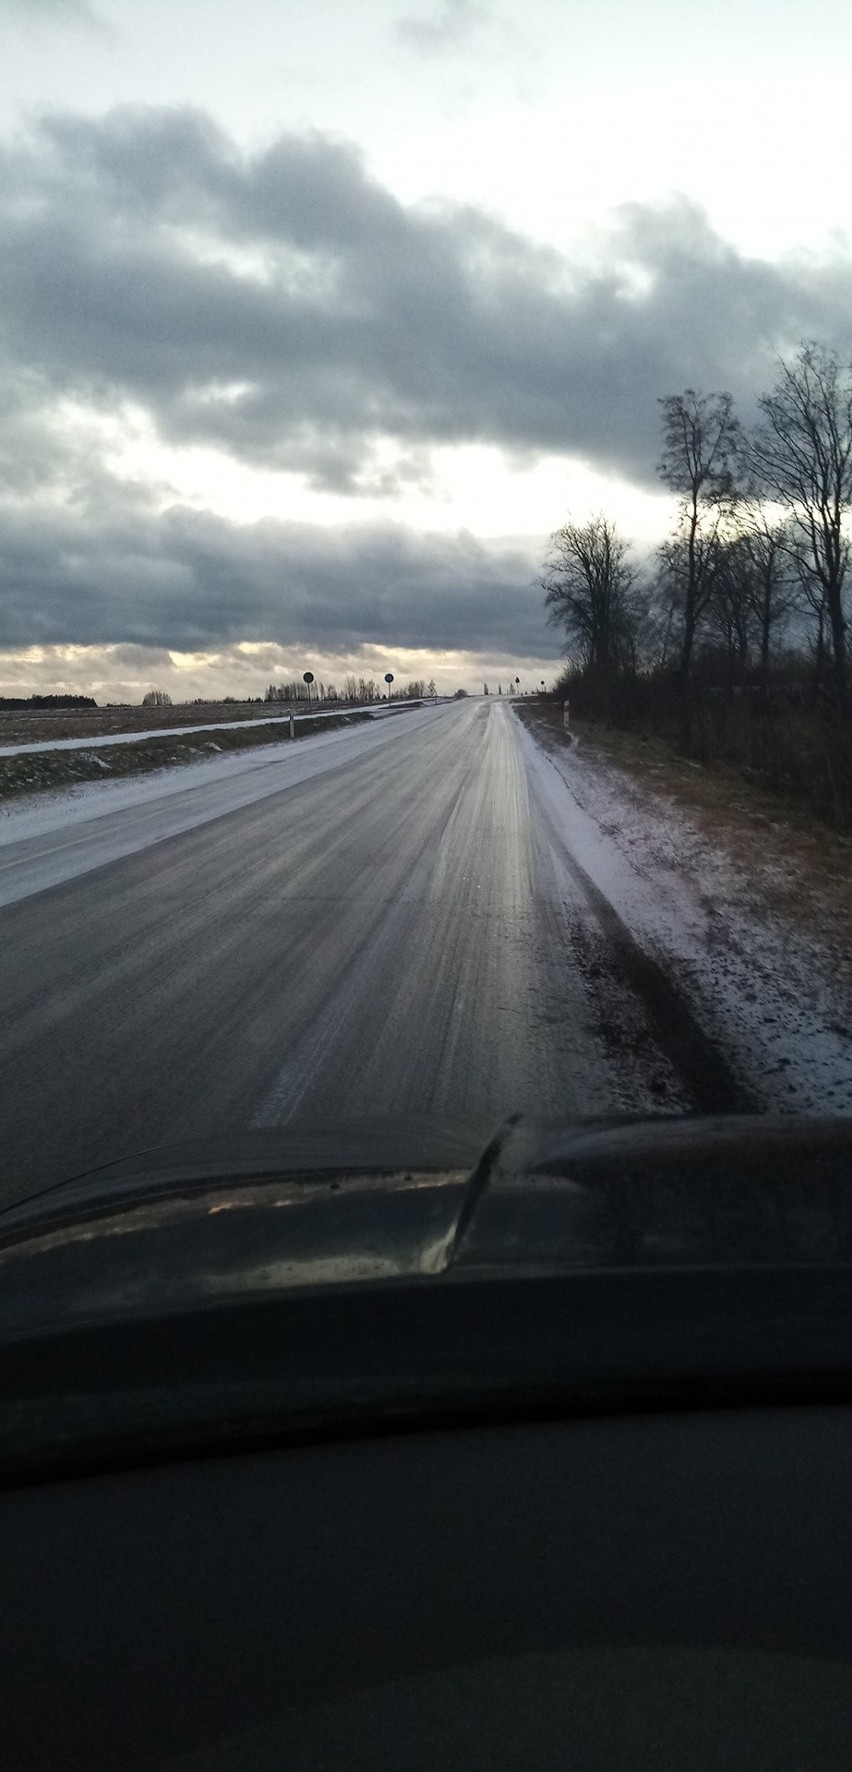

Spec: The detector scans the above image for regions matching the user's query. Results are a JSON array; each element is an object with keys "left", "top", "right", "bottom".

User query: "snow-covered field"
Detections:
[
  {"left": 0, "top": 699, "right": 406, "bottom": 757},
  {"left": 518, "top": 718, "right": 852, "bottom": 1115}
]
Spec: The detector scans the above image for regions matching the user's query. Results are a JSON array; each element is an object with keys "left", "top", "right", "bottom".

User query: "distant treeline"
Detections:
[{"left": 0, "top": 694, "right": 97, "bottom": 710}]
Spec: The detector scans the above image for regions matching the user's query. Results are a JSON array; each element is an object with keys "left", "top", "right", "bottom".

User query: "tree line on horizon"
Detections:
[
  {"left": 264, "top": 676, "right": 437, "bottom": 704},
  {"left": 0, "top": 694, "right": 98, "bottom": 710}
]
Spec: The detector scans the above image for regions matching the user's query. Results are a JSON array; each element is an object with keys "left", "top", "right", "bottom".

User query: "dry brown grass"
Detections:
[{"left": 519, "top": 701, "right": 852, "bottom": 981}]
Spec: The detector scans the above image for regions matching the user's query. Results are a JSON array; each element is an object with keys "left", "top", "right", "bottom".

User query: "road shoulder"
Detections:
[{"left": 515, "top": 704, "right": 852, "bottom": 1115}]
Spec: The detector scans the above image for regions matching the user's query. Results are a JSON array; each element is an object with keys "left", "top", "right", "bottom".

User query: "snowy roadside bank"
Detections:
[
  {"left": 0, "top": 698, "right": 423, "bottom": 758},
  {"left": 516, "top": 712, "right": 852, "bottom": 1115},
  {"left": 0, "top": 701, "right": 423, "bottom": 802},
  {"left": 0, "top": 704, "right": 358, "bottom": 758},
  {"left": 0, "top": 703, "right": 440, "bottom": 906}
]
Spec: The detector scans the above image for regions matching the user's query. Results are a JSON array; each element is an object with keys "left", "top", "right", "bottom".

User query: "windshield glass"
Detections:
[{"left": 1, "top": 2, "right": 851, "bottom": 1228}]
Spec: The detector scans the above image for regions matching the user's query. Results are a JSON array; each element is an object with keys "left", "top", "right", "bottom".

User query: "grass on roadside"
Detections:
[{"left": 516, "top": 699, "right": 852, "bottom": 987}]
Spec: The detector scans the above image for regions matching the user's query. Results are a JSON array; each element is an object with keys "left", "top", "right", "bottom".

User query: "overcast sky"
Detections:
[{"left": 2, "top": 0, "right": 852, "bottom": 699}]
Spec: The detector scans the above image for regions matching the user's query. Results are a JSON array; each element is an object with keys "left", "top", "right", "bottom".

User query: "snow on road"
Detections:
[
  {"left": 3, "top": 694, "right": 850, "bottom": 1115},
  {"left": 517, "top": 716, "right": 852, "bottom": 1115}
]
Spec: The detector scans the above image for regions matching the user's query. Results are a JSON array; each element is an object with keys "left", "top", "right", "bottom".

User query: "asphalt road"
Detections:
[{"left": 0, "top": 700, "right": 728, "bottom": 1201}]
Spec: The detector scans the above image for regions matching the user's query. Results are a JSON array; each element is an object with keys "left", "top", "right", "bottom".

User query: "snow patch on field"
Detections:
[
  {"left": 0, "top": 702, "right": 403, "bottom": 758},
  {"left": 0, "top": 714, "right": 288, "bottom": 757},
  {"left": 517, "top": 717, "right": 852, "bottom": 1115}
]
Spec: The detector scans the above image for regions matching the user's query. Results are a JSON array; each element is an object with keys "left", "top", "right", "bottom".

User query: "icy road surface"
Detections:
[{"left": 0, "top": 698, "right": 849, "bottom": 1200}]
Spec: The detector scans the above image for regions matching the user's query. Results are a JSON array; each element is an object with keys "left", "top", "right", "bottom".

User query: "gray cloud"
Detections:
[
  {"left": 3, "top": 106, "right": 852, "bottom": 659},
  {"left": 393, "top": 1, "right": 491, "bottom": 53},
  {"left": 0, "top": 491, "right": 548, "bottom": 656},
  {"left": 2, "top": 107, "right": 852, "bottom": 502},
  {"left": 101, "top": 642, "right": 177, "bottom": 671}
]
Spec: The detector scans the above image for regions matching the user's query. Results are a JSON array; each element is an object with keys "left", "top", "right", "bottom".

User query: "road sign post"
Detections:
[
  {"left": 384, "top": 672, "right": 394, "bottom": 704},
  {"left": 303, "top": 670, "right": 314, "bottom": 710}
]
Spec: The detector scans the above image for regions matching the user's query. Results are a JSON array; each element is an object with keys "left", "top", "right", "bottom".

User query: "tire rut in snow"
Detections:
[
  {"left": 520, "top": 712, "right": 759, "bottom": 1114},
  {"left": 568, "top": 923, "right": 689, "bottom": 1114},
  {"left": 571, "top": 914, "right": 758, "bottom": 1114},
  {"left": 547, "top": 828, "right": 759, "bottom": 1115}
]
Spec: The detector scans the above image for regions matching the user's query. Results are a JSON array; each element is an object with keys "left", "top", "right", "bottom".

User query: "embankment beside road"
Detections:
[
  {"left": 0, "top": 708, "right": 382, "bottom": 800},
  {"left": 515, "top": 698, "right": 852, "bottom": 1113}
]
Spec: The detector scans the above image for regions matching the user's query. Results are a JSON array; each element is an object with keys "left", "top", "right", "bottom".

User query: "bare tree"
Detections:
[
  {"left": 707, "top": 496, "right": 797, "bottom": 699},
  {"left": 142, "top": 689, "right": 172, "bottom": 707},
  {"left": 657, "top": 390, "right": 740, "bottom": 684},
  {"left": 782, "top": 532, "right": 833, "bottom": 696},
  {"left": 705, "top": 535, "right": 753, "bottom": 684},
  {"left": 541, "top": 514, "right": 641, "bottom": 672},
  {"left": 749, "top": 342, "right": 852, "bottom": 712},
  {"left": 738, "top": 506, "right": 797, "bottom": 699}
]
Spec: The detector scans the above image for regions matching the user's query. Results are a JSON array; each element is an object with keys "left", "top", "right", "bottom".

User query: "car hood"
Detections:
[{"left": 3, "top": 1112, "right": 852, "bottom": 1341}]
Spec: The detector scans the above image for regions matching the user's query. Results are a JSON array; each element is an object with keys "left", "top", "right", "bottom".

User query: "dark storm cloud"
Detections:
[
  {"left": 0, "top": 496, "right": 547, "bottom": 655},
  {"left": 3, "top": 106, "right": 852, "bottom": 656},
  {"left": 3, "top": 106, "right": 852, "bottom": 498}
]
